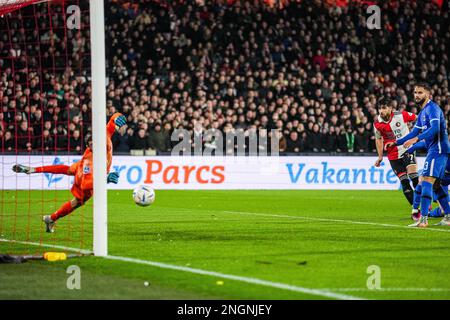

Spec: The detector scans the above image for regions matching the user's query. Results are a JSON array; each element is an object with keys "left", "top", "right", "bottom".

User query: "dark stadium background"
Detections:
[{"left": 1, "top": 0, "right": 448, "bottom": 156}]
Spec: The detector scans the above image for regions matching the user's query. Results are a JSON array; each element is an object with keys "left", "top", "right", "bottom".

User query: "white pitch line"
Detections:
[
  {"left": 103, "top": 255, "right": 363, "bottom": 300},
  {"left": 222, "top": 210, "right": 450, "bottom": 233},
  {"left": 321, "top": 288, "right": 450, "bottom": 292},
  {"left": 0, "top": 237, "right": 363, "bottom": 300},
  {"left": 0, "top": 238, "right": 93, "bottom": 255}
]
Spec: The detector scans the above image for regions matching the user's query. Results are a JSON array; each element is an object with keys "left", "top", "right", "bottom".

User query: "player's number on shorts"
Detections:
[{"left": 424, "top": 161, "right": 429, "bottom": 171}]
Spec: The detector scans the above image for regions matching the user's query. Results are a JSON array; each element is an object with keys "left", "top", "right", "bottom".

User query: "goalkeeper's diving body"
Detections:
[{"left": 12, "top": 113, "right": 127, "bottom": 233}]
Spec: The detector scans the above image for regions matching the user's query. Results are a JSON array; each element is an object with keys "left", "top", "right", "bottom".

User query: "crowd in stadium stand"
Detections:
[
  {"left": 1, "top": 0, "right": 449, "bottom": 155},
  {"left": 0, "top": 1, "right": 91, "bottom": 154}
]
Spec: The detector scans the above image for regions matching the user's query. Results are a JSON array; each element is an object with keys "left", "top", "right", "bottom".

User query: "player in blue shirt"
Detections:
[
  {"left": 386, "top": 83, "right": 450, "bottom": 227},
  {"left": 405, "top": 140, "right": 449, "bottom": 219}
]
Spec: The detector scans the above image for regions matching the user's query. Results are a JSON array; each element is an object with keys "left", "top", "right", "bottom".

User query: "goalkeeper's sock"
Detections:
[
  {"left": 51, "top": 201, "right": 74, "bottom": 221},
  {"left": 412, "top": 183, "right": 422, "bottom": 211},
  {"left": 420, "top": 181, "right": 433, "bottom": 217},
  {"left": 35, "top": 165, "right": 70, "bottom": 174}
]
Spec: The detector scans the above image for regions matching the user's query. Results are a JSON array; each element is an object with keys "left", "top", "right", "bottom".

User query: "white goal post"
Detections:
[{"left": 89, "top": 0, "right": 107, "bottom": 257}]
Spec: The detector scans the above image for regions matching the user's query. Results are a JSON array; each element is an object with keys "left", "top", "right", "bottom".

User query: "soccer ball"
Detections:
[{"left": 132, "top": 185, "right": 155, "bottom": 207}]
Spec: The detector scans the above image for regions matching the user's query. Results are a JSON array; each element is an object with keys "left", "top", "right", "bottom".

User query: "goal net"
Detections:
[{"left": 0, "top": 0, "right": 95, "bottom": 256}]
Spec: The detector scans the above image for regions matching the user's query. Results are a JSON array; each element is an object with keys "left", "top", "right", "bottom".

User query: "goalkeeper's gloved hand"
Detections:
[
  {"left": 114, "top": 114, "right": 127, "bottom": 128},
  {"left": 107, "top": 172, "right": 120, "bottom": 184}
]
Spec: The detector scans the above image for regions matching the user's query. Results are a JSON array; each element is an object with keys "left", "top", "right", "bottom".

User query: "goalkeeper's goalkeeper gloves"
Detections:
[
  {"left": 107, "top": 172, "right": 120, "bottom": 184},
  {"left": 114, "top": 114, "right": 127, "bottom": 128}
]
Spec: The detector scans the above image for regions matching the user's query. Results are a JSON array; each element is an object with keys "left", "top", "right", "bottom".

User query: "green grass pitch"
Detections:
[{"left": 1, "top": 189, "right": 450, "bottom": 300}]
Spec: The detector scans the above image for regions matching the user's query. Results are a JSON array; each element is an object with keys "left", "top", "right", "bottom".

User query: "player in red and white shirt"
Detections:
[{"left": 373, "top": 97, "right": 419, "bottom": 214}]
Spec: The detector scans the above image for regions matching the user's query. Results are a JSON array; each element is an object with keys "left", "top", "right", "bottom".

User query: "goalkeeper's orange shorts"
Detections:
[{"left": 71, "top": 183, "right": 93, "bottom": 203}]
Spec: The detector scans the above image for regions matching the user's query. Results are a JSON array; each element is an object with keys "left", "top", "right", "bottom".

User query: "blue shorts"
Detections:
[
  {"left": 434, "top": 185, "right": 449, "bottom": 200},
  {"left": 438, "top": 159, "right": 450, "bottom": 186},
  {"left": 441, "top": 175, "right": 450, "bottom": 187},
  {"left": 422, "top": 153, "right": 449, "bottom": 179}
]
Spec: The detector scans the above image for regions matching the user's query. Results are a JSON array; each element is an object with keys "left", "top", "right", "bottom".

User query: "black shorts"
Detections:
[{"left": 389, "top": 153, "right": 417, "bottom": 177}]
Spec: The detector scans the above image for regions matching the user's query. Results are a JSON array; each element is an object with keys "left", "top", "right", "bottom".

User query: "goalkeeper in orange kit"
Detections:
[{"left": 12, "top": 113, "right": 127, "bottom": 233}]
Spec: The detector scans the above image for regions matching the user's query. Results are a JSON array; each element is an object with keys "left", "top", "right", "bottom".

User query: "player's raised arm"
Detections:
[{"left": 107, "top": 112, "right": 127, "bottom": 138}]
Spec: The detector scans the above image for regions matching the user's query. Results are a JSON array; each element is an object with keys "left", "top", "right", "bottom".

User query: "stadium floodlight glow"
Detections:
[{"left": 89, "top": 0, "right": 108, "bottom": 257}]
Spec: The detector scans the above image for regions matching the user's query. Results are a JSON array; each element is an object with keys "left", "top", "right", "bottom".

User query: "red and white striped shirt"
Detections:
[{"left": 374, "top": 111, "right": 417, "bottom": 160}]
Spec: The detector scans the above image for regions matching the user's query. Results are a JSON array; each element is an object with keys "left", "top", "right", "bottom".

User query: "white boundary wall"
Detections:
[{"left": 0, "top": 155, "right": 425, "bottom": 190}]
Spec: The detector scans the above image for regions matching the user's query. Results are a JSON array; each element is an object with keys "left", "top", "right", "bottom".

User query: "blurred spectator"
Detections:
[
  {"left": 69, "top": 130, "right": 82, "bottom": 152},
  {"left": 37, "top": 129, "right": 54, "bottom": 152},
  {"left": 1, "top": 0, "right": 449, "bottom": 155},
  {"left": 307, "top": 124, "right": 322, "bottom": 152},
  {"left": 130, "top": 128, "right": 150, "bottom": 150},
  {"left": 16, "top": 121, "right": 32, "bottom": 152},
  {"left": 322, "top": 127, "right": 336, "bottom": 152},
  {"left": 286, "top": 131, "right": 303, "bottom": 153},
  {"left": 148, "top": 123, "right": 171, "bottom": 152},
  {"left": 1, "top": 131, "right": 14, "bottom": 152},
  {"left": 354, "top": 125, "right": 371, "bottom": 153},
  {"left": 112, "top": 127, "right": 132, "bottom": 153},
  {"left": 274, "top": 130, "right": 287, "bottom": 153},
  {"left": 343, "top": 127, "right": 355, "bottom": 153},
  {"left": 55, "top": 126, "right": 69, "bottom": 151}
]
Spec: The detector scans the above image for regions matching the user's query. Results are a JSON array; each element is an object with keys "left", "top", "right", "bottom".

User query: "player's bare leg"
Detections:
[
  {"left": 406, "top": 164, "right": 419, "bottom": 188},
  {"left": 407, "top": 165, "right": 420, "bottom": 203},
  {"left": 12, "top": 164, "right": 71, "bottom": 175},
  {"left": 43, "top": 197, "right": 83, "bottom": 233}
]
